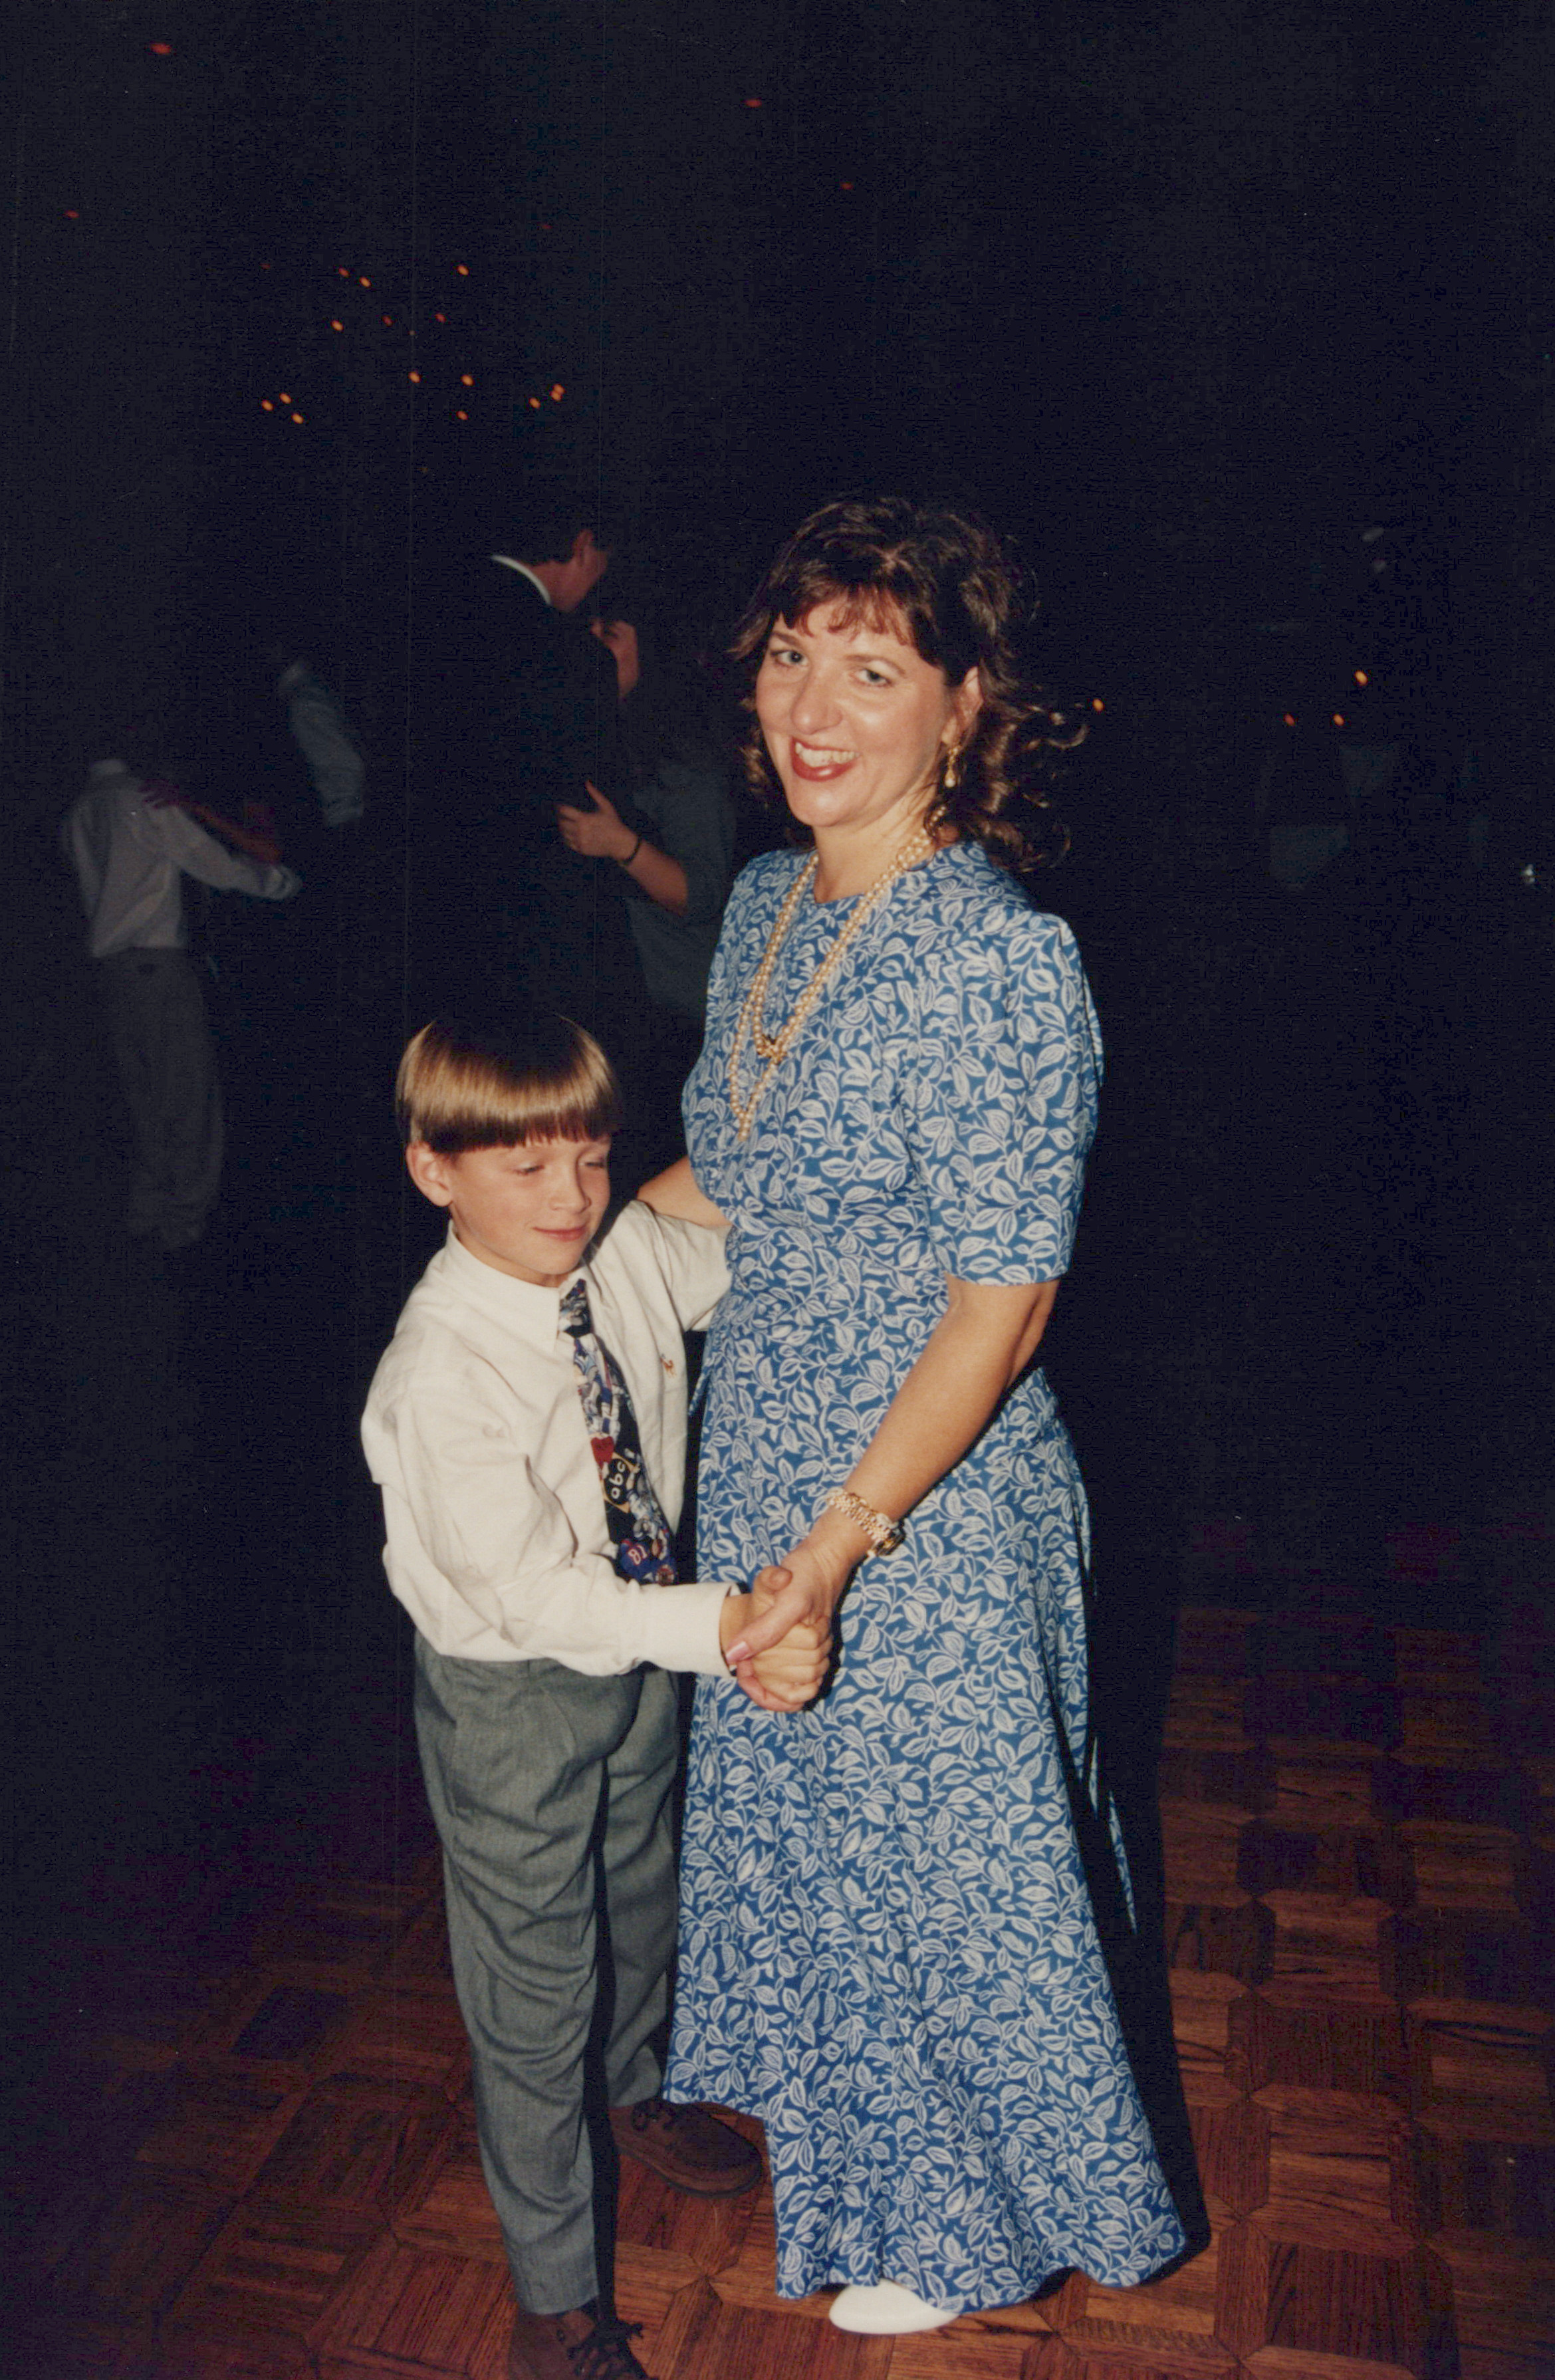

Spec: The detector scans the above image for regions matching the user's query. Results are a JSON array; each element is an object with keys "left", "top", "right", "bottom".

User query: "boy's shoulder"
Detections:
[{"left": 591, "top": 1200, "right": 729, "bottom": 1332}]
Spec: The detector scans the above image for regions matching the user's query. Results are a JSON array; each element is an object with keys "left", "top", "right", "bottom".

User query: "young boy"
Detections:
[{"left": 362, "top": 1014, "right": 822, "bottom": 2380}]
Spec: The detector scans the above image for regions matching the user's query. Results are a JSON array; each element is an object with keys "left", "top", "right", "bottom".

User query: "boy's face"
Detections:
[{"left": 406, "top": 1136, "right": 611, "bottom": 1287}]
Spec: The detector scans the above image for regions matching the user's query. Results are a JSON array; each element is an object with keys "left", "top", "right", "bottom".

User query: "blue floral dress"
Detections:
[{"left": 664, "top": 840, "right": 1187, "bottom": 2310}]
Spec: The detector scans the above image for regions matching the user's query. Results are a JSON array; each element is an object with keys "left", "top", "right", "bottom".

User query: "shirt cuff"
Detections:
[{"left": 632, "top": 1581, "right": 733, "bottom": 1676}]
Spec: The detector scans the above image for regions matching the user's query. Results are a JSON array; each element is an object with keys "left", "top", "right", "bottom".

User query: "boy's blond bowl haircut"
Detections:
[{"left": 396, "top": 1014, "right": 624, "bottom": 1153}]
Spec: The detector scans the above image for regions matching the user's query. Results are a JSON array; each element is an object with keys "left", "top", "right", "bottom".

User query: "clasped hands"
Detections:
[{"left": 715, "top": 1531, "right": 855, "bottom": 1715}]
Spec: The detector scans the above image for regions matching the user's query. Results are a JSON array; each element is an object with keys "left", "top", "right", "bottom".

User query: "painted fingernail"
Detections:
[{"left": 725, "top": 1642, "right": 751, "bottom": 1666}]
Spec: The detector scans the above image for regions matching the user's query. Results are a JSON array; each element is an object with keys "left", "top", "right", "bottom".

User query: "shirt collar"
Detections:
[
  {"left": 490, "top": 554, "right": 552, "bottom": 606},
  {"left": 437, "top": 1221, "right": 586, "bottom": 1332}
]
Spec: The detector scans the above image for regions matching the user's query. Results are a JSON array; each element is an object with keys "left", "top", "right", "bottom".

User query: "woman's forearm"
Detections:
[
  {"left": 848, "top": 1277, "right": 1059, "bottom": 1524},
  {"left": 759, "top": 1278, "right": 1059, "bottom": 1619},
  {"left": 637, "top": 1154, "right": 729, "bottom": 1228},
  {"left": 620, "top": 836, "right": 689, "bottom": 915}
]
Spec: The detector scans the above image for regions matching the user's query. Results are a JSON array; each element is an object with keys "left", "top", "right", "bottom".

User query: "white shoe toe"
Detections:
[{"left": 828, "top": 2280, "right": 958, "bottom": 2335}]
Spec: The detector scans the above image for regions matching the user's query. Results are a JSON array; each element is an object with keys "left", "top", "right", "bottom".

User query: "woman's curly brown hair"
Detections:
[{"left": 729, "top": 494, "right": 1081, "bottom": 872}]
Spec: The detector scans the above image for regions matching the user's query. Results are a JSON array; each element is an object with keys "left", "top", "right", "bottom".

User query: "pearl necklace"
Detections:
[{"left": 728, "top": 827, "right": 935, "bottom": 1139}]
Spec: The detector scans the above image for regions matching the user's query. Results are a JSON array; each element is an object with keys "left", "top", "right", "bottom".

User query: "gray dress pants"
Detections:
[{"left": 413, "top": 1638, "right": 679, "bottom": 2315}]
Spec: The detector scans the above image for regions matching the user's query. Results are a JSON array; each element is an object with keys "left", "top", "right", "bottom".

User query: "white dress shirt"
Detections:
[
  {"left": 63, "top": 760, "right": 301, "bottom": 957},
  {"left": 276, "top": 662, "right": 366, "bottom": 827},
  {"left": 361, "top": 1203, "right": 736, "bottom": 1675}
]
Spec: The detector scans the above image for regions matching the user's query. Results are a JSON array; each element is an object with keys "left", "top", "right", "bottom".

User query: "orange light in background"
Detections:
[
  {"left": 382, "top": 314, "right": 394, "bottom": 325},
  {"left": 528, "top": 397, "right": 541, "bottom": 410},
  {"left": 279, "top": 392, "right": 291, "bottom": 404},
  {"left": 433, "top": 311, "right": 446, "bottom": 322},
  {"left": 1283, "top": 712, "right": 1296, "bottom": 727},
  {"left": 260, "top": 262, "right": 271, "bottom": 272},
  {"left": 148, "top": 42, "right": 172, "bottom": 56},
  {"left": 1332, "top": 714, "right": 1345, "bottom": 727},
  {"left": 358, "top": 277, "right": 371, "bottom": 287},
  {"left": 260, "top": 400, "right": 275, "bottom": 412},
  {"left": 1091, "top": 698, "right": 1104, "bottom": 712},
  {"left": 744, "top": 96, "right": 763, "bottom": 107},
  {"left": 540, "top": 221, "right": 552, "bottom": 231},
  {"left": 1354, "top": 669, "right": 1369, "bottom": 685},
  {"left": 64, "top": 209, "right": 79, "bottom": 219},
  {"left": 456, "top": 264, "right": 469, "bottom": 275},
  {"left": 550, "top": 384, "right": 564, "bottom": 400},
  {"left": 455, "top": 409, "right": 469, "bottom": 421},
  {"left": 329, "top": 319, "right": 343, "bottom": 331},
  {"left": 460, "top": 374, "right": 473, "bottom": 386},
  {"left": 338, "top": 267, "right": 349, "bottom": 277},
  {"left": 291, "top": 412, "right": 304, "bottom": 423},
  {"left": 408, "top": 370, "right": 421, "bottom": 384}
]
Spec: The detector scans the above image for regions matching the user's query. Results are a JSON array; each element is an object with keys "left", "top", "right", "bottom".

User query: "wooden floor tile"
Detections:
[
  {"left": 1262, "top": 1889, "right": 1391, "bottom": 1998},
  {"left": 1163, "top": 1679, "right": 1250, "bottom": 1750},
  {"left": 1024, "top": 2343, "right": 1237, "bottom": 2380},
  {"left": 1250, "top": 1676, "right": 1400, "bottom": 1750},
  {"left": 1383, "top": 1913, "right": 1554, "bottom": 2008},
  {"left": 320, "top": 1987, "right": 471, "bottom": 2094},
  {"left": 249, "top": 2076, "right": 454, "bottom": 2211},
  {"left": 1217, "top": 2222, "right": 1453, "bottom": 2374},
  {"left": 171, "top": 2200, "right": 384, "bottom": 2339},
  {"left": 649, "top": 2276, "right": 894, "bottom": 2377},
  {"left": 707, "top": 2192, "right": 837, "bottom": 2318},
  {"left": 1430, "top": 2232, "right": 1555, "bottom": 2362},
  {"left": 1157, "top": 1746, "right": 1276, "bottom": 1812},
  {"left": 1397, "top": 1822, "right": 1521, "bottom": 1914},
  {"left": 1253, "top": 1619, "right": 1394, "bottom": 1683},
  {"left": 1189, "top": 2095, "right": 1271, "bottom": 2219},
  {"left": 1267, "top": 1751, "right": 1381, "bottom": 1834},
  {"left": 1161, "top": 1810, "right": 1253, "bottom": 1900},
  {"left": 1233, "top": 1992, "right": 1409, "bottom": 2103},
  {"left": 150, "top": 2325, "right": 318, "bottom": 2377},
  {"left": 1412, "top": 2122, "right": 1555, "bottom": 2238},
  {"left": 134, "top": 2066, "right": 308, "bottom": 2192},
  {"left": 252, "top": 1886, "right": 422, "bottom": 1983},
  {"left": 1169, "top": 1969, "right": 1251, "bottom": 2100},
  {"left": 385, "top": 1897, "right": 458, "bottom": 1993},
  {"left": 612, "top": 2239, "right": 711, "bottom": 2331},
  {"left": 385, "top": 2116, "right": 506, "bottom": 2264},
  {"left": 881, "top": 2329, "right": 1034, "bottom": 2379},
  {"left": 46, "top": 2172, "right": 235, "bottom": 2321},
  {"left": 1053, "top": 2229, "right": 1223, "bottom": 2361},
  {"left": 8, "top": 2314, "right": 160, "bottom": 2380},
  {"left": 1405, "top": 2002, "right": 1555, "bottom": 2130},
  {"left": 1257, "top": 2090, "right": 1415, "bottom": 2252},
  {"left": 1173, "top": 1608, "right": 1260, "bottom": 1677},
  {"left": 312, "top": 2231, "right": 515, "bottom": 2368},
  {"left": 1166, "top": 1897, "right": 1273, "bottom": 1984},
  {"left": 1376, "top": 1759, "right": 1526, "bottom": 1830},
  {"left": 614, "top": 2141, "right": 763, "bottom": 2276}
]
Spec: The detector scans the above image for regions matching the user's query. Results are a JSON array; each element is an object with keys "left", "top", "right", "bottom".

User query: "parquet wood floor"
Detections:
[{"left": 10, "top": 1585, "right": 1554, "bottom": 2380}]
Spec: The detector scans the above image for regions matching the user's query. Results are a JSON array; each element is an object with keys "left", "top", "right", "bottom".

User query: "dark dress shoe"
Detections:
[
  {"left": 507, "top": 2298, "right": 648, "bottom": 2380},
  {"left": 609, "top": 2096, "right": 763, "bottom": 2196}
]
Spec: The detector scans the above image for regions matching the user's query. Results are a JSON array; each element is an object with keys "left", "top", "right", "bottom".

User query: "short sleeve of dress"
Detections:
[{"left": 896, "top": 910, "right": 1102, "bottom": 1282}]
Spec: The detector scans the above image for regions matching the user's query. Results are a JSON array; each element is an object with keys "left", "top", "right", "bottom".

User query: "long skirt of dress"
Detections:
[{"left": 665, "top": 1297, "right": 1188, "bottom": 2310}]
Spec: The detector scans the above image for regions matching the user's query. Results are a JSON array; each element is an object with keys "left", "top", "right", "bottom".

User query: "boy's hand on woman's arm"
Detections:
[{"left": 719, "top": 1571, "right": 830, "bottom": 1712}]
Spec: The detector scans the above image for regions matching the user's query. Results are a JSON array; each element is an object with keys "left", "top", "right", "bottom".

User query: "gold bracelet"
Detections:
[{"left": 823, "top": 1486, "right": 905, "bottom": 1558}]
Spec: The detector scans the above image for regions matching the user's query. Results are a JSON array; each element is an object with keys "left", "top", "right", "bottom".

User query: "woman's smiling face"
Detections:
[{"left": 754, "top": 603, "right": 979, "bottom": 847}]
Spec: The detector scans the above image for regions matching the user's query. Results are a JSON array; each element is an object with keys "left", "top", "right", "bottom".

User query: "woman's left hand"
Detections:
[
  {"left": 556, "top": 780, "right": 634, "bottom": 862},
  {"left": 727, "top": 1526, "right": 856, "bottom": 1668}
]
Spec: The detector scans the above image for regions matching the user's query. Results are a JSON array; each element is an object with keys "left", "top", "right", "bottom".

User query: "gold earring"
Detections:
[{"left": 942, "top": 743, "right": 959, "bottom": 790}]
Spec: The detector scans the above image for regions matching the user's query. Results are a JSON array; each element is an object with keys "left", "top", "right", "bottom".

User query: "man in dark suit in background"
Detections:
[{"left": 407, "top": 489, "right": 645, "bottom": 1057}]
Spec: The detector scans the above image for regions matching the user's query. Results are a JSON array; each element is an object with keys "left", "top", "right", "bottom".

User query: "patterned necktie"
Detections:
[{"left": 558, "top": 1278, "right": 678, "bottom": 1584}]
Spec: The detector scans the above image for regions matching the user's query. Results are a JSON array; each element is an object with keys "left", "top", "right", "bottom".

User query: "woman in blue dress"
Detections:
[{"left": 641, "top": 497, "right": 1190, "bottom": 2334}]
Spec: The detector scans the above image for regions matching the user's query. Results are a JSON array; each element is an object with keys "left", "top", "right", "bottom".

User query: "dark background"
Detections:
[{"left": 4, "top": 0, "right": 1554, "bottom": 1880}]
